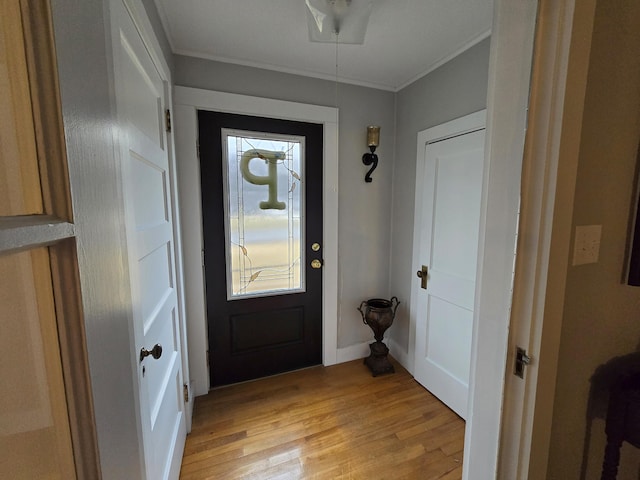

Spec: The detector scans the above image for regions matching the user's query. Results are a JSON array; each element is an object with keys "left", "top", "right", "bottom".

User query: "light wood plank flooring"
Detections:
[{"left": 180, "top": 359, "right": 464, "bottom": 479}]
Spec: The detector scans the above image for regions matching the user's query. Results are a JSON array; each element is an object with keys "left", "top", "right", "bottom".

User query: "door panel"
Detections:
[
  {"left": 130, "top": 154, "right": 169, "bottom": 227},
  {"left": 0, "top": 0, "right": 42, "bottom": 216},
  {"left": 0, "top": 248, "right": 76, "bottom": 479},
  {"left": 231, "top": 307, "right": 304, "bottom": 352},
  {"left": 426, "top": 296, "right": 474, "bottom": 381},
  {"left": 111, "top": 0, "right": 185, "bottom": 478},
  {"left": 414, "top": 128, "right": 485, "bottom": 420},
  {"left": 119, "top": 34, "right": 164, "bottom": 151},
  {"left": 199, "top": 111, "right": 323, "bottom": 387}
]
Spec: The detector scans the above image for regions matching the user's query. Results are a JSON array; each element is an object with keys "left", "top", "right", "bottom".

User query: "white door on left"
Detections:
[{"left": 111, "top": 1, "right": 186, "bottom": 478}]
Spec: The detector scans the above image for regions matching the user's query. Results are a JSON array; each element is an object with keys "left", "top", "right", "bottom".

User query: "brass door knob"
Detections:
[
  {"left": 311, "top": 259, "right": 322, "bottom": 269},
  {"left": 140, "top": 343, "right": 163, "bottom": 362},
  {"left": 416, "top": 265, "right": 428, "bottom": 289}
]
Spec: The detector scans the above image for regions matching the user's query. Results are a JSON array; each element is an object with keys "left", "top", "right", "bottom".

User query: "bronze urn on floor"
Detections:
[{"left": 358, "top": 297, "right": 400, "bottom": 377}]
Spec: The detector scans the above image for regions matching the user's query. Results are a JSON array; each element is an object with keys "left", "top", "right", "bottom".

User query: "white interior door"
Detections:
[
  {"left": 412, "top": 112, "right": 486, "bottom": 420},
  {"left": 111, "top": 1, "right": 186, "bottom": 478}
]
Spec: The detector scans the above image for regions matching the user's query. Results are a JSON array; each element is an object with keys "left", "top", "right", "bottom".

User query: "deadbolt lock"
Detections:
[
  {"left": 311, "top": 242, "right": 321, "bottom": 252},
  {"left": 311, "top": 259, "right": 322, "bottom": 269}
]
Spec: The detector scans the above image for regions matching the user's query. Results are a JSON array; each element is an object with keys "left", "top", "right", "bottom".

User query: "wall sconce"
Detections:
[{"left": 362, "top": 125, "right": 380, "bottom": 183}]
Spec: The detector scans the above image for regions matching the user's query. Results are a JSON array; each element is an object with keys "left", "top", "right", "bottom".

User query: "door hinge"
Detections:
[
  {"left": 183, "top": 383, "right": 189, "bottom": 403},
  {"left": 196, "top": 140, "right": 200, "bottom": 158},
  {"left": 165, "top": 108, "right": 172, "bottom": 133},
  {"left": 514, "top": 346, "right": 532, "bottom": 379},
  {"left": 201, "top": 249, "right": 205, "bottom": 267}
]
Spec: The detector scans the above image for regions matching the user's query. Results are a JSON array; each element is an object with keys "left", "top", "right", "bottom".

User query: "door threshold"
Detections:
[{"left": 209, "top": 363, "right": 324, "bottom": 391}]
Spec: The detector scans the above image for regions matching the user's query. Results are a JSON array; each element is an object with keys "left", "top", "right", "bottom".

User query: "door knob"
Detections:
[
  {"left": 140, "top": 343, "right": 163, "bottom": 362},
  {"left": 416, "top": 265, "right": 428, "bottom": 289},
  {"left": 311, "top": 259, "right": 322, "bottom": 269}
]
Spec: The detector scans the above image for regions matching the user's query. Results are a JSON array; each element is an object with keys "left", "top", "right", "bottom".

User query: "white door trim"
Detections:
[
  {"left": 174, "top": 86, "right": 339, "bottom": 396},
  {"left": 499, "top": 0, "right": 596, "bottom": 478},
  {"left": 119, "top": 0, "right": 171, "bottom": 83},
  {"left": 418, "top": 110, "right": 486, "bottom": 146},
  {"left": 410, "top": 109, "right": 486, "bottom": 418},
  {"left": 462, "top": 1, "right": 539, "bottom": 479}
]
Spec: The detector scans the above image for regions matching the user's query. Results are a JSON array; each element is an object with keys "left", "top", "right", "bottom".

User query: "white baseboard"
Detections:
[
  {"left": 387, "top": 337, "right": 411, "bottom": 373},
  {"left": 336, "top": 341, "right": 370, "bottom": 363},
  {"left": 336, "top": 338, "right": 412, "bottom": 373},
  {"left": 191, "top": 340, "right": 409, "bottom": 400},
  {"left": 192, "top": 377, "right": 209, "bottom": 398},
  {"left": 186, "top": 380, "right": 195, "bottom": 433}
]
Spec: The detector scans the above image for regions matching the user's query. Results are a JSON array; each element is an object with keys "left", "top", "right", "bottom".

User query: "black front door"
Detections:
[{"left": 198, "top": 111, "right": 323, "bottom": 387}]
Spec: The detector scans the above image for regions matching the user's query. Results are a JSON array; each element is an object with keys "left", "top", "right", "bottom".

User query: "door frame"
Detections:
[
  {"left": 460, "top": 0, "right": 539, "bottom": 478},
  {"left": 410, "top": 109, "right": 486, "bottom": 418},
  {"left": 198, "top": 112, "right": 325, "bottom": 386},
  {"left": 0, "top": 1, "right": 100, "bottom": 477},
  {"left": 174, "top": 86, "right": 339, "bottom": 396},
  {"left": 499, "top": 0, "right": 596, "bottom": 478}
]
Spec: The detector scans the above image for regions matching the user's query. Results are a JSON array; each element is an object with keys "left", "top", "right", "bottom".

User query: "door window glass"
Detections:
[{"left": 222, "top": 129, "right": 305, "bottom": 299}]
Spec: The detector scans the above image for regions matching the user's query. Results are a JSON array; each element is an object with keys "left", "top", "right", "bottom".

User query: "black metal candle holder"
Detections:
[{"left": 362, "top": 146, "right": 378, "bottom": 183}]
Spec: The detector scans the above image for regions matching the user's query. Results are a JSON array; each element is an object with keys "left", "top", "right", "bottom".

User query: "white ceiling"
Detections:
[{"left": 154, "top": 0, "right": 493, "bottom": 92}]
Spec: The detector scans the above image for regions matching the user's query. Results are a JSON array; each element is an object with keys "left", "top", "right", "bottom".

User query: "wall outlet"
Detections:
[{"left": 572, "top": 225, "right": 602, "bottom": 266}]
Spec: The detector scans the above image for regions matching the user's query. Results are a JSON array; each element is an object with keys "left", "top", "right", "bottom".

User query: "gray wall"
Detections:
[
  {"left": 546, "top": 1, "right": 640, "bottom": 478},
  {"left": 388, "top": 39, "right": 491, "bottom": 354},
  {"left": 174, "top": 56, "right": 396, "bottom": 349},
  {"left": 51, "top": 0, "right": 142, "bottom": 478}
]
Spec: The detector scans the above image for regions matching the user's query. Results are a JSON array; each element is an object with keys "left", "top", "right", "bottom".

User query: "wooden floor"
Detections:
[{"left": 180, "top": 359, "right": 465, "bottom": 479}]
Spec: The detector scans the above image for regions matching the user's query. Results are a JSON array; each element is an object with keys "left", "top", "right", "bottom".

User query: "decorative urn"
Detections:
[{"left": 357, "top": 296, "right": 400, "bottom": 376}]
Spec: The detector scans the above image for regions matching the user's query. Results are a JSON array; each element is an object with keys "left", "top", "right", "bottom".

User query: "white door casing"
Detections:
[
  {"left": 174, "top": 87, "right": 339, "bottom": 396},
  {"left": 412, "top": 111, "right": 486, "bottom": 419},
  {"left": 498, "top": 0, "right": 596, "bottom": 478},
  {"left": 465, "top": 1, "right": 538, "bottom": 478},
  {"left": 111, "top": 1, "right": 186, "bottom": 478}
]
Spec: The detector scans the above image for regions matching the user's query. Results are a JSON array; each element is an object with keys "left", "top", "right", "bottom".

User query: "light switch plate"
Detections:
[{"left": 573, "top": 225, "right": 602, "bottom": 266}]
